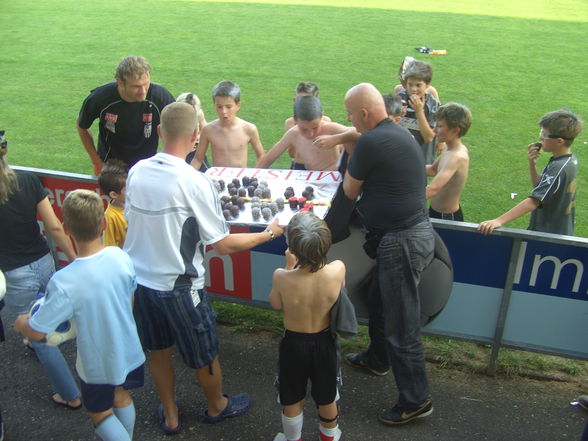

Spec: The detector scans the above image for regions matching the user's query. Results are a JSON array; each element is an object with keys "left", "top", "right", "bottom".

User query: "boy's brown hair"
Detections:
[
  {"left": 435, "top": 102, "right": 473, "bottom": 137},
  {"left": 62, "top": 189, "right": 104, "bottom": 242},
  {"left": 286, "top": 211, "right": 331, "bottom": 273},
  {"left": 98, "top": 159, "right": 128, "bottom": 196},
  {"left": 404, "top": 60, "right": 433, "bottom": 84},
  {"left": 539, "top": 109, "right": 583, "bottom": 147}
]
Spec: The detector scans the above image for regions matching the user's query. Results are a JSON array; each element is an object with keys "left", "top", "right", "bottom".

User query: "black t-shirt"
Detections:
[
  {"left": 78, "top": 81, "right": 175, "bottom": 167},
  {"left": 0, "top": 171, "right": 51, "bottom": 271},
  {"left": 347, "top": 119, "right": 427, "bottom": 230}
]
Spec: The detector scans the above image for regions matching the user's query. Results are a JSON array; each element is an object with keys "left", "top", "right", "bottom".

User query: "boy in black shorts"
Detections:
[{"left": 269, "top": 212, "right": 346, "bottom": 441}]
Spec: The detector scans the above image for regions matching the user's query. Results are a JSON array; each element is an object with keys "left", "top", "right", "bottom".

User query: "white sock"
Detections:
[
  {"left": 319, "top": 424, "right": 341, "bottom": 441},
  {"left": 281, "top": 412, "right": 303, "bottom": 441}
]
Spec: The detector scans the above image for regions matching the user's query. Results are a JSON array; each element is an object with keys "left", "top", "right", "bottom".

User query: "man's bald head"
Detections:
[{"left": 344, "top": 83, "right": 388, "bottom": 133}]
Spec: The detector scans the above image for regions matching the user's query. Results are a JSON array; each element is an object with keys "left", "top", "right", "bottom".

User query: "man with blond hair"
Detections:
[
  {"left": 342, "top": 83, "right": 435, "bottom": 426},
  {"left": 77, "top": 55, "right": 174, "bottom": 174},
  {"left": 124, "top": 102, "right": 284, "bottom": 434}
]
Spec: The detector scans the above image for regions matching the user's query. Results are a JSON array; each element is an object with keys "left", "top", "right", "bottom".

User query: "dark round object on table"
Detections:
[
  {"left": 247, "top": 185, "right": 255, "bottom": 197},
  {"left": 231, "top": 195, "right": 239, "bottom": 205},
  {"left": 275, "top": 197, "right": 285, "bottom": 210},
  {"left": 218, "top": 179, "right": 225, "bottom": 191},
  {"left": 297, "top": 197, "right": 307, "bottom": 209},
  {"left": 232, "top": 178, "right": 240, "bottom": 188},
  {"left": 251, "top": 206, "right": 261, "bottom": 220},
  {"left": 242, "top": 176, "right": 250, "bottom": 187},
  {"left": 254, "top": 188, "right": 263, "bottom": 198},
  {"left": 262, "top": 188, "right": 271, "bottom": 199},
  {"left": 237, "top": 198, "right": 245, "bottom": 210},
  {"left": 284, "top": 189, "right": 295, "bottom": 199},
  {"left": 250, "top": 178, "right": 259, "bottom": 187},
  {"left": 230, "top": 205, "right": 240, "bottom": 217},
  {"left": 288, "top": 197, "right": 298, "bottom": 209},
  {"left": 220, "top": 195, "right": 231, "bottom": 204},
  {"left": 301, "top": 190, "right": 310, "bottom": 199},
  {"left": 238, "top": 187, "right": 247, "bottom": 197},
  {"left": 270, "top": 202, "right": 279, "bottom": 215},
  {"left": 305, "top": 186, "right": 314, "bottom": 193},
  {"left": 229, "top": 187, "right": 238, "bottom": 196},
  {"left": 223, "top": 209, "right": 231, "bottom": 220},
  {"left": 261, "top": 207, "right": 272, "bottom": 220},
  {"left": 227, "top": 182, "right": 235, "bottom": 190}
]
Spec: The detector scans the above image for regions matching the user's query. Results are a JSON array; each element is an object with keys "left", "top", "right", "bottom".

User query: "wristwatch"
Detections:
[{"left": 264, "top": 228, "right": 275, "bottom": 241}]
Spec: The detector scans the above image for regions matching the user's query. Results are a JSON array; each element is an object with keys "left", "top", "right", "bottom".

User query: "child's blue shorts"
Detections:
[{"left": 80, "top": 364, "right": 144, "bottom": 413}]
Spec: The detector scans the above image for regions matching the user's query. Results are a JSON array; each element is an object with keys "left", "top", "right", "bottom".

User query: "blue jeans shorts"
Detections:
[
  {"left": 133, "top": 285, "right": 219, "bottom": 369},
  {"left": 80, "top": 364, "right": 145, "bottom": 413}
]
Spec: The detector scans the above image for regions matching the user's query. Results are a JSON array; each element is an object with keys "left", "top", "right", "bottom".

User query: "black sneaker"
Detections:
[
  {"left": 378, "top": 398, "right": 433, "bottom": 425},
  {"left": 344, "top": 352, "right": 390, "bottom": 376}
]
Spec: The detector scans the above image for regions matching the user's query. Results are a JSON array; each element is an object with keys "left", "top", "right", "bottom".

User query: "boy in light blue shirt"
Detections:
[{"left": 15, "top": 189, "right": 145, "bottom": 441}]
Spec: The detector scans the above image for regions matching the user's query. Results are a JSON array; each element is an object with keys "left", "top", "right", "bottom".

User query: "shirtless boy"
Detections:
[
  {"left": 257, "top": 96, "right": 353, "bottom": 171},
  {"left": 190, "top": 81, "right": 264, "bottom": 170},
  {"left": 426, "top": 102, "right": 472, "bottom": 221},
  {"left": 284, "top": 82, "right": 332, "bottom": 169},
  {"left": 269, "top": 212, "right": 346, "bottom": 441}
]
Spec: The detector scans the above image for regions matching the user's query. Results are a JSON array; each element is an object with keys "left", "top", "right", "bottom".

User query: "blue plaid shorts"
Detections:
[{"left": 133, "top": 285, "right": 219, "bottom": 369}]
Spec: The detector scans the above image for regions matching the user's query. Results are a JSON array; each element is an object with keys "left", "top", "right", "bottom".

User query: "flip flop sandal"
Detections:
[
  {"left": 202, "top": 393, "right": 251, "bottom": 423},
  {"left": 51, "top": 393, "right": 82, "bottom": 410},
  {"left": 156, "top": 403, "right": 181, "bottom": 435}
]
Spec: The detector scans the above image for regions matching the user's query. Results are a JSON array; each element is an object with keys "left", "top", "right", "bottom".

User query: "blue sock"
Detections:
[
  {"left": 95, "top": 414, "right": 131, "bottom": 441},
  {"left": 113, "top": 401, "right": 136, "bottom": 439}
]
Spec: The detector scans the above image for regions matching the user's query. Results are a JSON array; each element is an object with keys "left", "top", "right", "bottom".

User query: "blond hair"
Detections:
[
  {"left": 176, "top": 92, "right": 204, "bottom": 128},
  {"left": 0, "top": 134, "right": 18, "bottom": 204},
  {"left": 286, "top": 211, "right": 332, "bottom": 273},
  {"left": 160, "top": 102, "right": 198, "bottom": 142},
  {"left": 62, "top": 190, "right": 104, "bottom": 242},
  {"left": 114, "top": 56, "right": 152, "bottom": 82}
]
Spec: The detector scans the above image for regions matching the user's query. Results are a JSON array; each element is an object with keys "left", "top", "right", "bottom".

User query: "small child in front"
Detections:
[
  {"left": 98, "top": 159, "right": 128, "bottom": 247},
  {"left": 15, "top": 190, "right": 145, "bottom": 441},
  {"left": 478, "top": 109, "right": 583, "bottom": 235},
  {"left": 190, "top": 80, "right": 264, "bottom": 170},
  {"left": 269, "top": 212, "right": 346, "bottom": 441},
  {"left": 426, "top": 102, "right": 472, "bottom": 221}
]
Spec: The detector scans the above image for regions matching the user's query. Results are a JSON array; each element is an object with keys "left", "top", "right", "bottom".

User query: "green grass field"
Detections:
[{"left": 1, "top": 0, "right": 587, "bottom": 235}]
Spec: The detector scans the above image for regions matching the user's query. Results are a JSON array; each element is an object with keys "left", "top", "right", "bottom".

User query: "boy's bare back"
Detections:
[
  {"left": 270, "top": 258, "right": 345, "bottom": 333},
  {"left": 428, "top": 142, "right": 469, "bottom": 213}
]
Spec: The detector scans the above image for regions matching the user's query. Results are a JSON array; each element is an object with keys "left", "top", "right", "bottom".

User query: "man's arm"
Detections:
[
  {"left": 426, "top": 156, "right": 460, "bottom": 199},
  {"left": 37, "top": 197, "right": 76, "bottom": 261},
  {"left": 528, "top": 142, "right": 542, "bottom": 187},
  {"left": 313, "top": 127, "right": 360, "bottom": 154},
  {"left": 343, "top": 169, "right": 364, "bottom": 201},
  {"left": 191, "top": 125, "right": 210, "bottom": 171},
  {"left": 255, "top": 131, "right": 293, "bottom": 168},
  {"left": 410, "top": 96, "right": 435, "bottom": 143},
  {"left": 76, "top": 117, "right": 103, "bottom": 175},
  {"left": 477, "top": 197, "right": 540, "bottom": 235},
  {"left": 248, "top": 124, "right": 265, "bottom": 162},
  {"left": 211, "top": 218, "right": 284, "bottom": 255}
]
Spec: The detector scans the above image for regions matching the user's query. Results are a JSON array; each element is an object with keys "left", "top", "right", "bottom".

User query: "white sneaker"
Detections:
[
  {"left": 319, "top": 426, "right": 341, "bottom": 441},
  {"left": 273, "top": 433, "right": 287, "bottom": 441}
]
